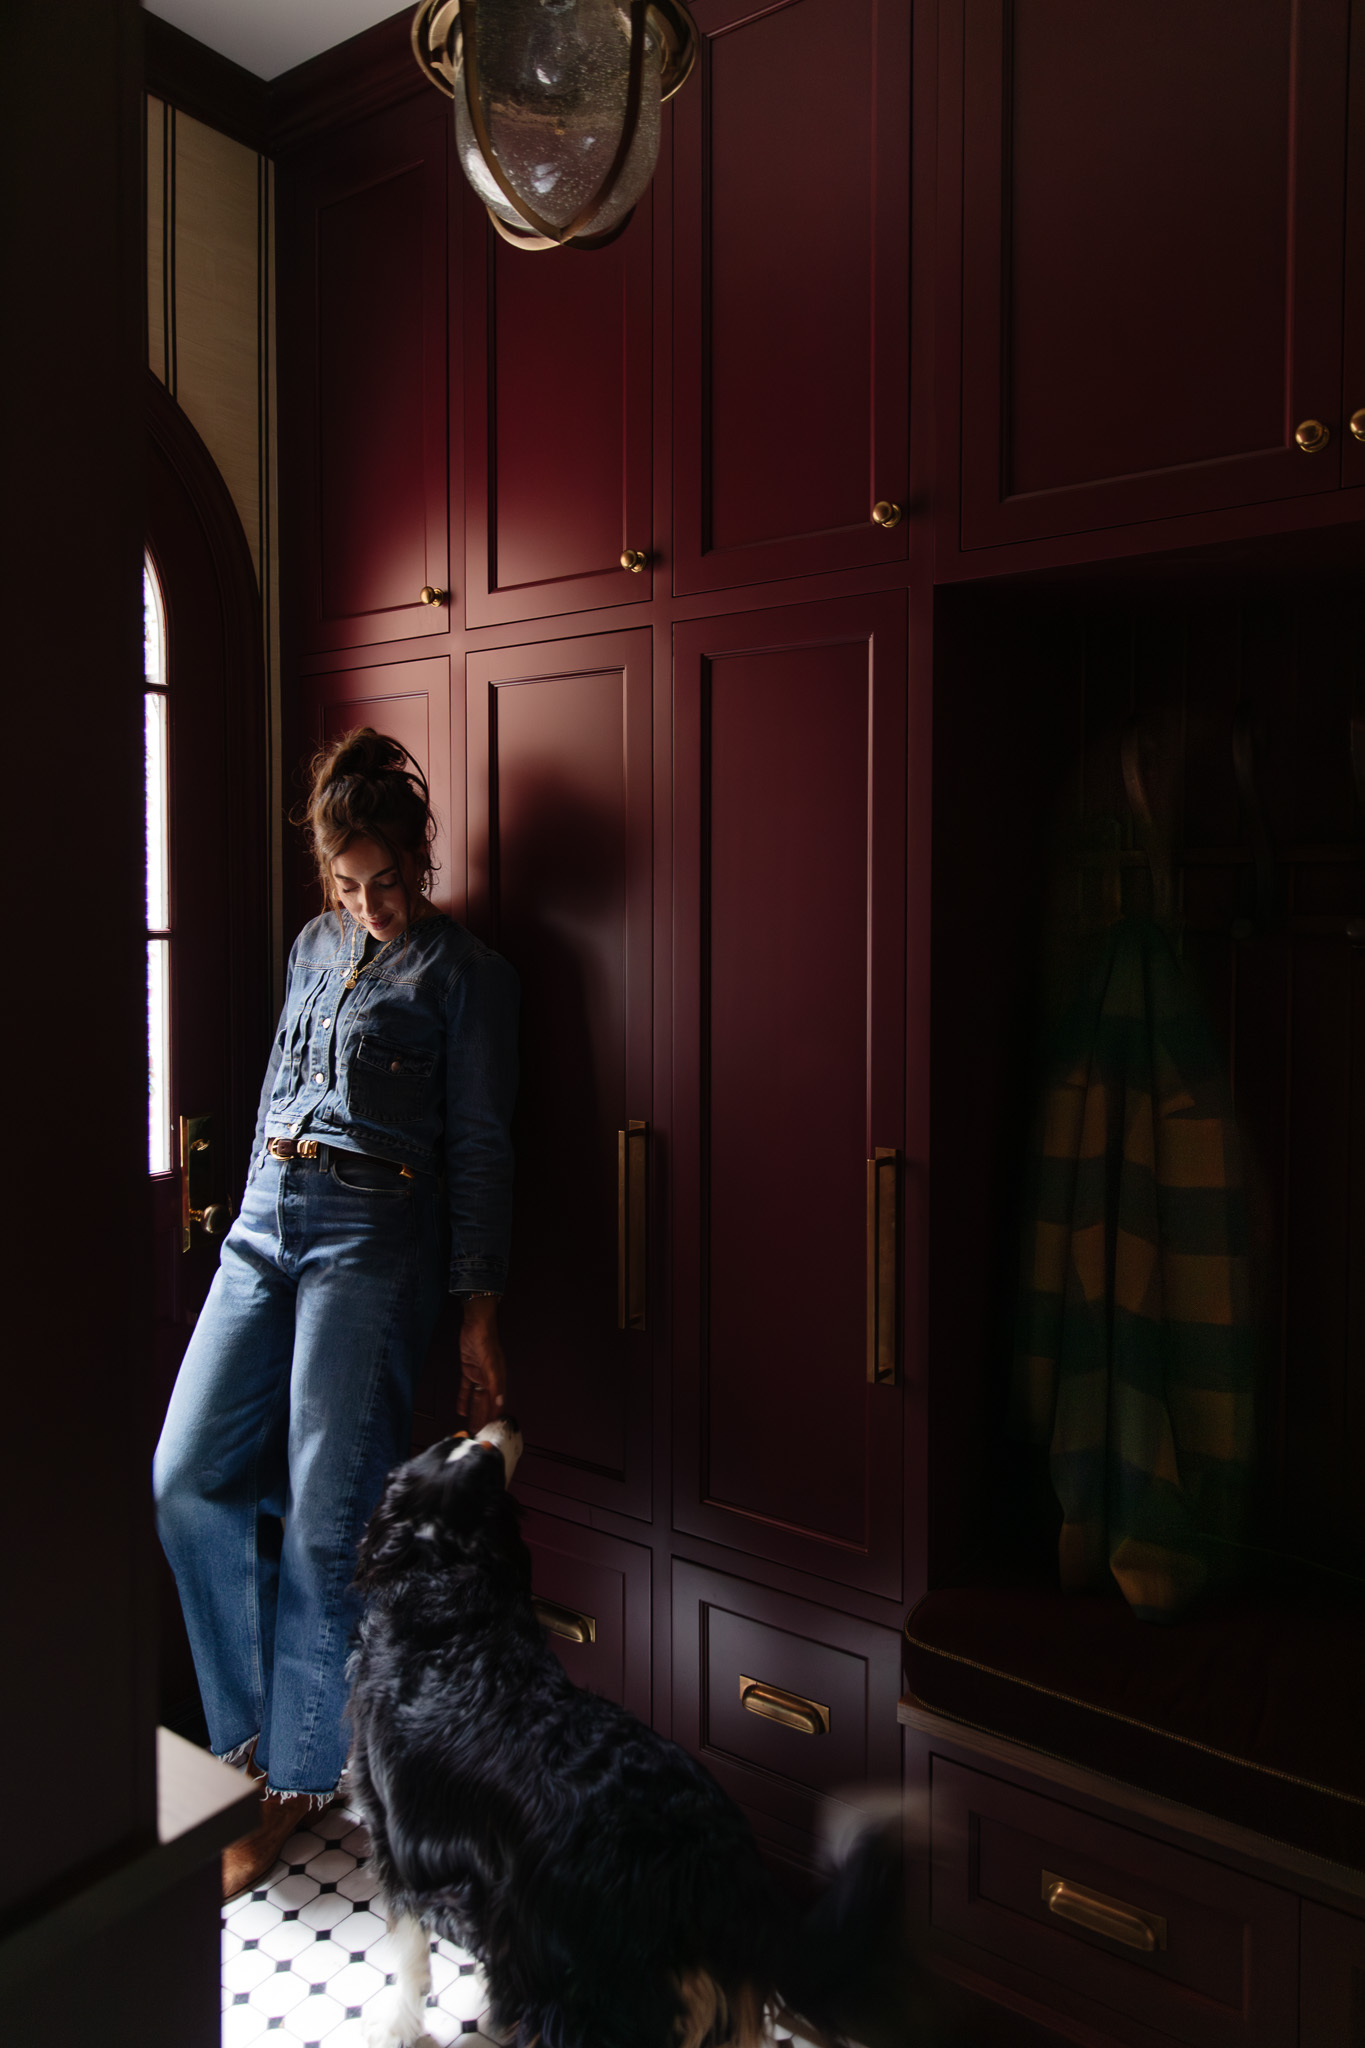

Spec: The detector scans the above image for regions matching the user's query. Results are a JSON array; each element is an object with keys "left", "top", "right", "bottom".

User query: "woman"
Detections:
[{"left": 154, "top": 729, "right": 518, "bottom": 1897}]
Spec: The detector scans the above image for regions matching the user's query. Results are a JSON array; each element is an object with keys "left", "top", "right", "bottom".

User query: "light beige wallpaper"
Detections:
[{"left": 147, "top": 95, "right": 285, "bottom": 1008}]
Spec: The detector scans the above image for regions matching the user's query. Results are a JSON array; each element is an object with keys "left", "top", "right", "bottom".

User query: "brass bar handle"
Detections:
[
  {"left": 534, "top": 1596, "right": 597, "bottom": 1645},
  {"left": 866, "top": 1147, "right": 899, "bottom": 1384},
  {"left": 739, "top": 1677, "right": 831, "bottom": 1736},
  {"left": 1041, "top": 1872, "right": 1167, "bottom": 1953},
  {"left": 617, "top": 1119, "right": 648, "bottom": 1331}
]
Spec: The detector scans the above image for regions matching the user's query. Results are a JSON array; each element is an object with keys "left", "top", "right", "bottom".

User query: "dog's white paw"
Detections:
[{"left": 362, "top": 1992, "right": 437, "bottom": 2048}]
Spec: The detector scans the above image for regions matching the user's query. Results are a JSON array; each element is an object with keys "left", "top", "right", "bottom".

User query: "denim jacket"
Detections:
[{"left": 252, "top": 911, "right": 519, "bottom": 1296}]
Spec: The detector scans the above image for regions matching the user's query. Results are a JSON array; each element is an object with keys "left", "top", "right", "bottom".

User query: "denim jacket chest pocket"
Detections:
[{"left": 345, "top": 1031, "right": 438, "bottom": 1127}]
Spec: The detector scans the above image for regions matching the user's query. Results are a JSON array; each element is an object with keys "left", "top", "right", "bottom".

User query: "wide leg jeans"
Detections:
[{"left": 154, "top": 1150, "right": 445, "bottom": 1796}]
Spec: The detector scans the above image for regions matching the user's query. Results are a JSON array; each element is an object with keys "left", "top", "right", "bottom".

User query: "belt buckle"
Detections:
[{"left": 297, "top": 1139, "right": 321, "bottom": 1159}]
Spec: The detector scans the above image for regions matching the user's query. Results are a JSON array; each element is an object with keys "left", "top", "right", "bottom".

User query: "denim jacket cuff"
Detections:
[{"left": 450, "top": 1260, "right": 507, "bottom": 1297}]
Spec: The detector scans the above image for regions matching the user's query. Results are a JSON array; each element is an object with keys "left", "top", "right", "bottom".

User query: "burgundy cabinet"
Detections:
[
  {"left": 307, "top": 656, "right": 460, "bottom": 914},
  {"left": 958, "top": 0, "right": 1352, "bottom": 549},
  {"left": 463, "top": 195, "right": 654, "bottom": 626},
  {"left": 672, "top": 0, "right": 911, "bottom": 593},
  {"left": 672, "top": 594, "right": 908, "bottom": 1595},
  {"left": 466, "top": 631, "right": 654, "bottom": 1520},
  {"left": 671, "top": 1560, "right": 904, "bottom": 1842},
  {"left": 281, "top": 95, "right": 451, "bottom": 652},
  {"left": 521, "top": 1510, "right": 652, "bottom": 1721},
  {"left": 1301, "top": 1901, "right": 1365, "bottom": 2045}
]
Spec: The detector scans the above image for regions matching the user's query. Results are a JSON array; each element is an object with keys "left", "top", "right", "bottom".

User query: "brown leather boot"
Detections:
[{"left": 221, "top": 1789, "right": 326, "bottom": 1902}]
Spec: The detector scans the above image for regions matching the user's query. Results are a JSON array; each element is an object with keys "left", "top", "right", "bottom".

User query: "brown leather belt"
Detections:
[{"left": 265, "top": 1137, "right": 413, "bottom": 1180}]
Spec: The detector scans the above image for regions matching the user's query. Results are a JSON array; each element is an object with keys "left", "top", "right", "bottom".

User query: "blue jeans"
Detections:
[{"left": 153, "top": 1149, "right": 446, "bottom": 1796}]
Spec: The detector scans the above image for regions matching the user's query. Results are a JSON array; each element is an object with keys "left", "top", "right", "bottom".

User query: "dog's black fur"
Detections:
[{"left": 348, "top": 1430, "right": 922, "bottom": 2048}]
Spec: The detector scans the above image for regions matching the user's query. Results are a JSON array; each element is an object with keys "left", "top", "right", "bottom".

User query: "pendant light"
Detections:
[{"left": 411, "top": 0, "right": 699, "bottom": 251}]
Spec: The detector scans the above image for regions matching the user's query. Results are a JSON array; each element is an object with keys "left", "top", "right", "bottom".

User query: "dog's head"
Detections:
[{"left": 354, "top": 1418, "right": 525, "bottom": 1589}]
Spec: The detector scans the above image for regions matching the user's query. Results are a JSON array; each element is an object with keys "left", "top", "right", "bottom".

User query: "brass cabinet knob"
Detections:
[
  {"left": 872, "top": 500, "right": 903, "bottom": 528},
  {"left": 1294, "top": 419, "right": 1331, "bottom": 454},
  {"left": 620, "top": 549, "right": 648, "bottom": 573},
  {"left": 1350, "top": 409, "right": 1365, "bottom": 443},
  {"left": 419, "top": 585, "right": 448, "bottom": 606}
]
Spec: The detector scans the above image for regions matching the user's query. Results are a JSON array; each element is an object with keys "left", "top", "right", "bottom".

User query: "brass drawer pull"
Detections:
[
  {"left": 1294, "top": 418, "right": 1330, "bottom": 454},
  {"left": 419, "top": 584, "right": 448, "bottom": 605},
  {"left": 533, "top": 1596, "right": 596, "bottom": 1645},
  {"left": 739, "top": 1677, "right": 831, "bottom": 1736},
  {"left": 1042, "top": 1871, "right": 1167, "bottom": 1953},
  {"left": 618, "top": 1120, "right": 648, "bottom": 1331},
  {"left": 866, "top": 1147, "right": 899, "bottom": 1384}
]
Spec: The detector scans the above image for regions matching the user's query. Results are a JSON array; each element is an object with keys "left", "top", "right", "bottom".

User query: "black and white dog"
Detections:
[{"left": 348, "top": 1421, "right": 924, "bottom": 2048}]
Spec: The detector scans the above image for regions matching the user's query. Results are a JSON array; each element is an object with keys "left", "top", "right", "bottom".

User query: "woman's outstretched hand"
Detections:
[{"left": 457, "top": 1296, "right": 507, "bottom": 1435}]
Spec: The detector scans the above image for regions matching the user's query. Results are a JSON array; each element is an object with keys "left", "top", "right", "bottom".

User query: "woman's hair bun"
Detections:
[{"left": 323, "top": 727, "right": 408, "bottom": 785}]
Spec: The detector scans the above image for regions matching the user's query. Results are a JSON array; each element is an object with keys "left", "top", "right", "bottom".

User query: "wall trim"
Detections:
[
  {"left": 268, "top": 8, "right": 425, "bottom": 158},
  {"left": 145, "top": 12, "right": 267, "bottom": 152}
]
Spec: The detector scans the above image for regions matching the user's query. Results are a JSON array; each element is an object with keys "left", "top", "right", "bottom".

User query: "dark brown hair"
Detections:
[{"left": 300, "top": 727, "right": 438, "bottom": 926}]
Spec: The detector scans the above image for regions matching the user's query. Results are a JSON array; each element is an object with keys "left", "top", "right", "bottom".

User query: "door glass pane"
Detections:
[
  {"left": 144, "top": 556, "right": 171, "bottom": 1173},
  {"left": 147, "top": 938, "right": 172, "bottom": 1175}
]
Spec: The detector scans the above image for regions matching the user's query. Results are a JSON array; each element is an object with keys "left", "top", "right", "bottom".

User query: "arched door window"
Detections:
[{"left": 144, "top": 552, "right": 172, "bottom": 1175}]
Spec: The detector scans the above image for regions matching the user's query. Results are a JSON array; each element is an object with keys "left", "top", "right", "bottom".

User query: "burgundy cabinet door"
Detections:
[
  {"left": 521, "top": 1509, "right": 653, "bottom": 1721},
  {"left": 463, "top": 195, "right": 653, "bottom": 626},
  {"left": 304, "top": 657, "right": 460, "bottom": 916},
  {"left": 1300, "top": 1902, "right": 1365, "bottom": 2045},
  {"left": 672, "top": 0, "right": 911, "bottom": 594},
  {"left": 959, "top": 0, "right": 1351, "bottom": 549},
  {"left": 673, "top": 595, "right": 908, "bottom": 1596},
  {"left": 282, "top": 96, "right": 451, "bottom": 653},
  {"left": 467, "top": 631, "right": 654, "bottom": 1519},
  {"left": 1343, "top": 0, "right": 1365, "bottom": 492}
]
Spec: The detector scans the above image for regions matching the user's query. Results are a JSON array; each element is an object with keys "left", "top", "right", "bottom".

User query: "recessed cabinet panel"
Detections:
[
  {"left": 932, "top": 1759, "right": 1299, "bottom": 2048},
  {"left": 311, "top": 657, "right": 459, "bottom": 916},
  {"left": 464, "top": 197, "right": 653, "bottom": 625},
  {"left": 672, "top": 0, "right": 910, "bottom": 593},
  {"left": 959, "top": 0, "right": 1350, "bottom": 547},
  {"left": 672, "top": 1561, "right": 903, "bottom": 1834},
  {"left": 1300, "top": 1902, "right": 1365, "bottom": 2046},
  {"left": 467, "top": 633, "right": 653, "bottom": 1518},
  {"left": 673, "top": 596, "right": 906, "bottom": 1594},
  {"left": 521, "top": 1510, "right": 652, "bottom": 1721},
  {"left": 285, "top": 97, "right": 451, "bottom": 652}
]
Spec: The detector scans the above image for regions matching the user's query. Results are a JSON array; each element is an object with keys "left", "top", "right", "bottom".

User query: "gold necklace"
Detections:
[{"left": 343, "top": 921, "right": 401, "bottom": 991}]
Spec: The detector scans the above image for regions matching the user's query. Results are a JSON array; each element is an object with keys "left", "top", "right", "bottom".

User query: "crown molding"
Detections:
[
  {"left": 267, "top": 8, "right": 425, "bottom": 158},
  {"left": 145, "top": 10, "right": 268, "bottom": 152}
]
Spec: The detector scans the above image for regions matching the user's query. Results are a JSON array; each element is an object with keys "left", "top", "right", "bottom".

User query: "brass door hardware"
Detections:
[
  {"left": 1351, "top": 409, "right": 1365, "bottom": 443},
  {"left": 620, "top": 549, "right": 649, "bottom": 572},
  {"left": 180, "top": 1113, "right": 231, "bottom": 1252},
  {"left": 1294, "top": 419, "right": 1330, "bottom": 453},
  {"left": 871, "top": 500, "right": 903, "bottom": 528},
  {"left": 533, "top": 1596, "right": 597, "bottom": 1645},
  {"left": 419, "top": 585, "right": 448, "bottom": 605},
  {"left": 618, "top": 1119, "right": 648, "bottom": 1331},
  {"left": 866, "top": 1147, "right": 899, "bottom": 1384},
  {"left": 1041, "top": 1872, "right": 1167, "bottom": 1953},
  {"left": 739, "top": 1677, "right": 831, "bottom": 1736}
]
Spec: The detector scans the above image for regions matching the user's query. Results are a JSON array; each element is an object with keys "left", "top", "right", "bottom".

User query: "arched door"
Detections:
[{"left": 145, "top": 372, "right": 269, "bottom": 1728}]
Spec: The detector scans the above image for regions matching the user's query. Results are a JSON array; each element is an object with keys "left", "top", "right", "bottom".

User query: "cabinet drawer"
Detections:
[
  {"left": 931, "top": 1758, "right": 1297, "bottom": 2048},
  {"left": 673, "top": 1561, "right": 902, "bottom": 1835},
  {"left": 520, "top": 1512, "right": 651, "bottom": 1723}
]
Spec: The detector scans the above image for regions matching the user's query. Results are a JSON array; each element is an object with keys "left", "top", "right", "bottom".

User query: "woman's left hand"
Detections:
[{"left": 457, "top": 1296, "right": 506, "bottom": 1434}]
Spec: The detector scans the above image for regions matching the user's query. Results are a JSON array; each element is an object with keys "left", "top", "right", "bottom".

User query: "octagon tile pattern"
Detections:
[{"left": 220, "top": 1801, "right": 819, "bottom": 2046}]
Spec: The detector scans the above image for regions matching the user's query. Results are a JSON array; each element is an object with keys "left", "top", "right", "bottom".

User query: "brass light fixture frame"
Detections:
[{"left": 412, "top": 0, "right": 699, "bottom": 250}]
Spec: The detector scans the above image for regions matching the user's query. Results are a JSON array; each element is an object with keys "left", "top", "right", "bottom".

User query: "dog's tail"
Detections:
[{"left": 773, "top": 1821, "right": 942, "bottom": 2048}]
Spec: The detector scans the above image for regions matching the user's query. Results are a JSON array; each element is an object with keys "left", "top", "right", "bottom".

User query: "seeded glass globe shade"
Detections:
[{"left": 412, "top": 0, "right": 698, "bottom": 250}]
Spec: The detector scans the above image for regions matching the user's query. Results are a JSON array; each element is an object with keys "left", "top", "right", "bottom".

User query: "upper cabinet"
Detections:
[
  {"left": 957, "top": 0, "right": 1353, "bottom": 550},
  {"left": 463, "top": 193, "right": 654, "bottom": 627},
  {"left": 280, "top": 95, "right": 452, "bottom": 653},
  {"left": 672, "top": 0, "right": 911, "bottom": 594}
]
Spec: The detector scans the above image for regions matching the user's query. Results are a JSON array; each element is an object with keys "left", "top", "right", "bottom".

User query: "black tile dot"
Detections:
[
  {"left": 461, "top": 2026, "right": 478, "bottom": 2037},
  {"left": 314, "top": 1929, "right": 330, "bottom": 1941},
  {"left": 267, "top": 2023, "right": 283, "bottom": 2033},
  {"left": 319, "top": 1880, "right": 338, "bottom": 1893},
  {"left": 276, "top": 1960, "right": 291, "bottom": 1973},
  {"left": 284, "top": 1908, "right": 299, "bottom": 1920},
  {"left": 233, "top": 1993, "right": 249, "bottom": 2006},
  {"left": 459, "top": 1961, "right": 476, "bottom": 1975},
  {"left": 289, "top": 1862, "right": 308, "bottom": 1874},
  {"left": 310, "top": 1983, "right": 326, "bottom": 1995},
  {"left": 346, "top": 2010, "right": 362, "bottom": 2022},
  {"left": 351, "top": 1951, "right": 366, "bottom": 1964},
  {"left": 243, "top": 1938, "right": 259, "bottom": 1950},
  {"left": 252, "top": 1889, "right": 268, "bottom": 1901},
  {"left": 385, "top": 1972, "right": 395, "bottom": 1985}
]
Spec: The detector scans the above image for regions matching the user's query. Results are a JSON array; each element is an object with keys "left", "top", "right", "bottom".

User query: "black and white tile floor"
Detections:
[{"left": 219, "top": 1803, "right": 817, "bottom": 2048}]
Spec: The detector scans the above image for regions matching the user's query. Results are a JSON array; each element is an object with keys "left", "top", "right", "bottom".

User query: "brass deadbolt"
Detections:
[
  {"left": 419, "top": 585, "right": 448, "bottom": 606},
  {"left": 872, "top": 500, "right": 903, "bottom": 528},
  {"left": 620, "top": 549, "right": 648, "bottom": 573},
  {"left": 1294, "top": 419, "right": 1330, "bottom": 454}
]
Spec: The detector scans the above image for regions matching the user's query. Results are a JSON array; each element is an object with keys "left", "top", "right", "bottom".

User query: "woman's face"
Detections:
[{"left": 331, "top": 836, "right": 416, "bottom": 943}]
